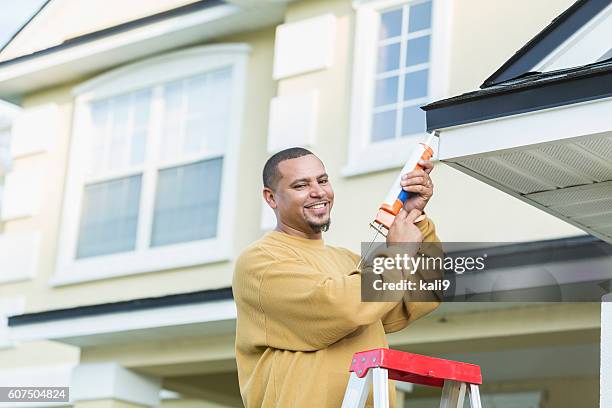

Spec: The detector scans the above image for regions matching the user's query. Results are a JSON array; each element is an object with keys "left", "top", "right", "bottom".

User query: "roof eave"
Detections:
[
  {"left": 424, "top": 66, "right": 612, "bottom": 132},
  {"left": 0, "top": 0, "right": 286, "bottom": 100}
]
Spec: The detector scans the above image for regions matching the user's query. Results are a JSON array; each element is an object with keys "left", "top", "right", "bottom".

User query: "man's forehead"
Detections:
[{"left": 277, "top": 154, "right": 326, "bottom": 180}]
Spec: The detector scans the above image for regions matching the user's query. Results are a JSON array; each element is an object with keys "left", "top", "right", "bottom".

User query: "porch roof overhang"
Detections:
[
  {"left": 0, "top": 0, "right": 289, "bottom": 102},
  {"left": 7, "top": 288, "right": 237, "bottom": 347},
  {"left": 423, "top": 60, "right": 612, "bottom": 244}
]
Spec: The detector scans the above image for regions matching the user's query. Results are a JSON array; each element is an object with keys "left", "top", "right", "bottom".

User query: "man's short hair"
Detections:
[{"left": 263, "top": 147, "right": 314, "bottom": 189}]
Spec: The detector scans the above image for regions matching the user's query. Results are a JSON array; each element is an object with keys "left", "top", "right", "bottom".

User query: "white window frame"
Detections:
[
  {"left": 52, "top": 44, "right": 250, "bottom": 286},
  {"left": 343, "top": 0, "right": 453, "bottom": 176}
]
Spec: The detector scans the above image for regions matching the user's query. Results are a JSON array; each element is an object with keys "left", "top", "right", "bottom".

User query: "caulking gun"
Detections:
[{"left": 358, "top": 132, "right": 437, "bottom": 268}]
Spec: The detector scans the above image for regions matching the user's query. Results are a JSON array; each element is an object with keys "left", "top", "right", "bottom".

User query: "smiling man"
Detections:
[{"left": 233, "top": 147, "right": 440, "bottom": 407}]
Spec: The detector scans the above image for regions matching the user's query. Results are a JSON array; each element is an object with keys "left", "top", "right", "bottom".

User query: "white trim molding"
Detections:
[
  {"left": 437, "top": 97, "right": 612, "bottom": 161},
  {"left": 344, "top": 0, "right": 452, "bottom": 177},
  {"left": 71, "top": 363, "right": 160, "bottom": 407},
  {"left": 53, "top": 44, "right": 250, "bottom": 286},
  {"left": 9, "top": 299, "right": 237, "bottom": 346}
]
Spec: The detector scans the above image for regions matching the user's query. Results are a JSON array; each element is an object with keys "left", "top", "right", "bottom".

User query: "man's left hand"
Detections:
[{"left": 400, "top": 160, "right": 434, "bottom": 213}]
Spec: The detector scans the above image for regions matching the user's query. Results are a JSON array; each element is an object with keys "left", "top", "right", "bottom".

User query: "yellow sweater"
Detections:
[{"left": 233, "top": 218, "right": 440, "bottom": 407}]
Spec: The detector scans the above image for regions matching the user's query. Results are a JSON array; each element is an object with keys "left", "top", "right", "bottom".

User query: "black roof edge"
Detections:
[
  {"left": 423, "top": 61, "right": 612, "bottom": 132},
  {"left": 0, "top": 0, "right": 226, "bottom": 69},
  {"left": 8, "top": 287, "right": 233, "bottom": 327},
  {"left": 482, "top": 0, "right": 610, "bottom": 88},
  {"left": 0, "top": 0, "right": 52, "bottom": 55}
]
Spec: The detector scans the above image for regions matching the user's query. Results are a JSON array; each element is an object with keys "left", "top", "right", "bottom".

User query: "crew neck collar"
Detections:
[{"left": 268, "top": 230, "right": 325, "bottom": 248}]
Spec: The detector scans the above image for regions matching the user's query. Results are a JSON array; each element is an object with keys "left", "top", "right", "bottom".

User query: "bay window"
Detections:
[{"left": 54, "top": 45, "right": 249, "bottom": 285}]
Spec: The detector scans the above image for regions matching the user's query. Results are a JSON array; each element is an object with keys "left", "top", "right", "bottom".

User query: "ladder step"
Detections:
[{"left": 348, "top": 348, "right": 482, "bottom": 388}]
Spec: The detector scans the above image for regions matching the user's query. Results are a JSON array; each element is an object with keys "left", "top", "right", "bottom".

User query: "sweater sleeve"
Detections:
[
  {"left": 258, "top": 257, "right": 398, "bottom": 351},
  {"left": 381, "top": 217, "right": 443, "bottom": 333}
]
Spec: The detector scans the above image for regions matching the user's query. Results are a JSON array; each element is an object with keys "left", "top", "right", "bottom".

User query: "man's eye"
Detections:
[
  {"left": 319, "top": 179, "right": 328, "bottom": 184},
  {"left": 294, "top": 184, "right": 306, "bottom": 189}
]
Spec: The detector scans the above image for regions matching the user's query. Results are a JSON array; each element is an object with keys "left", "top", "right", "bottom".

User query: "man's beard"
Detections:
[{"left": 307, "top": 218, "right": 331, "bottom": 233}]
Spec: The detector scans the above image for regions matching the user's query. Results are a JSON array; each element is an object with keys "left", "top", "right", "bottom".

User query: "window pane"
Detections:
[
  {"left": 151, "top": 158, "right": 223, "bottom": 247},
  {"left": 374, "top": 76, "right": 399, "bottom": 107},
  {"left": 379, "top": 9, "right": 402, "bottom": 39},
  {"left": 377, "top": 43, "right": 401, "bottom": 73},
  {"left": 77, "top": 175, "right": 142, "bottom": 258},
  {"left": 401, "top": 105, "right": 426, "bottom": 136},
  {"left": 131, "top": 89, "right": 151, "bottom": 165},
  {"left": 408, "top": 1, "right": 432, "bottom": 33},
  {"left": 90, "top": 89, "right": 151, "bottom": 174},
  {"left": 405, "top": 35, "right": 430, "bottom": 66},
  {"left": 160, "top": 68, "right": 232, "bottom": 161},
  {"left": 184, "top": 116, "right": 205, "bottom": 152},
  {"left": 161, "top": 81, "right": 183, "bottom": 162},
  {"left": 186, "top": 75, "right": 207, "bottom": 115},
  {"left": 371, "top": 110, "right": 396, "bottom": 142},
  {"left": 403, "top": 69, "right": 428, "bottom": 100}
]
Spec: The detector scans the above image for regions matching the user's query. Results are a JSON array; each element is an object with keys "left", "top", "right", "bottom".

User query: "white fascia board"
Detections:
[
  {"left": 437, "top": 96, "right": 612, "bottom": 161},
  {"left": 0, "top": 3, "right": 241, "bottom": 97},
  {"left": 9, "top": 299, "right": 236, "bottom": 343}
]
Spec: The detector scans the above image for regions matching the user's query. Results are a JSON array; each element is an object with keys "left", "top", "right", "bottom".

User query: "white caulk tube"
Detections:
[{"left": 371, "top": 134, "right": 436, "bottom": 233}]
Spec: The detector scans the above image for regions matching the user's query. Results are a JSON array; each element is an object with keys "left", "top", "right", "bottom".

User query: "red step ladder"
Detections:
[{"left": 341, "top": 348, "right": 483, "bottom": 408}]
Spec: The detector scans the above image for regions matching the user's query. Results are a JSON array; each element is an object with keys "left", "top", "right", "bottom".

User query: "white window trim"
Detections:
[
  {"left": 52, "top": 44, "right": 250, "bottom": 286},
  {"left": 343, "top": 0, "right": 453, "bottom": 177}
]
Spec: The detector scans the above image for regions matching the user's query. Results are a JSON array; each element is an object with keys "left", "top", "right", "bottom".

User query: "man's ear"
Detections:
[{"left": 263, "top": 188, "right": 277, "bottom": 209}]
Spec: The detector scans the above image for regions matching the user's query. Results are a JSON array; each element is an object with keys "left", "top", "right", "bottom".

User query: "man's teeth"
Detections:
[{"left": 309, "top": 203, "right": 326, "bottom": 209}]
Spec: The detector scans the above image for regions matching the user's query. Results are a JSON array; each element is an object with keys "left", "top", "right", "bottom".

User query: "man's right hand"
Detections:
[{"left": 386, "top": 208, "right": 424, "bottom": 246}]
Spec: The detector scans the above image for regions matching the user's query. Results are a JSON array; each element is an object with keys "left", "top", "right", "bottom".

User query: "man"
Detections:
[{"left": 233, "top": 147, "right": 440, "bottom": 407}]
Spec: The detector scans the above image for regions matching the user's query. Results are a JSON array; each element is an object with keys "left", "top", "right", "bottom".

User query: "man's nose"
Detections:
[{"left": 310, "top": 184, "right": 326, "bottom": 198}]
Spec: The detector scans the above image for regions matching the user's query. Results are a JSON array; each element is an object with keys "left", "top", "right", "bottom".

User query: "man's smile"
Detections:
[{"left": 304, "top": 201, "right": 330, "bottom": 215}]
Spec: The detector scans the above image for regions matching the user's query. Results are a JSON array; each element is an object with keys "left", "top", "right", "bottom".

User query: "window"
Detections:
[
  {"left": 345, "top": 0, "right": 452, "bottom": 176},
  {"left": 373, "top": 2, "right": 431, "bottom": 141},
  {"left": 54, "top": 45, "right": 249, "bottom": 284}
]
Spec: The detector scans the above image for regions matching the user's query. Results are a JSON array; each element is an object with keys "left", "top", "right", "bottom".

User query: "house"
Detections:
[{"left": 0, "top": 0, "right": 606, "bottom": 407}]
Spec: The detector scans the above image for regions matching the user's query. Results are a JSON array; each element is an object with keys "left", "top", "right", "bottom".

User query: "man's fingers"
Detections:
[
  {"left": 403, "top": 185, "right": 429, "bottom": 194},
  {"left": 400, "top": 176, "right": 426, "bottom": 187},
  {"left": 395, "top": 208, "right": 408, "bottom": 220},
  {"left": 402, "top": 169, "right": 426, "bottom": 180},
  {"left": 419, "top": 160, "right": 434, "bottom": 174},
  {"left": 404, "top": 209, "right": 422, "bottom": 223}
]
